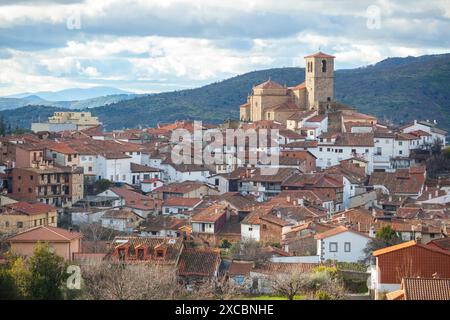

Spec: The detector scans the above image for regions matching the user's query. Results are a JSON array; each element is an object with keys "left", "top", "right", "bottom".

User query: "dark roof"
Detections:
[
  {"left": 177, "top": 248, "right": 221, "bottom": 277},
  {"left": 130, "top": 163, "right": 160, "bottom": 173}
]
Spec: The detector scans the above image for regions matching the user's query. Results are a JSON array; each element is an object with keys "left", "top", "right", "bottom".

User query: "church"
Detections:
[{"left": 239, "top": 52, "right": 335, "bottom": 124}]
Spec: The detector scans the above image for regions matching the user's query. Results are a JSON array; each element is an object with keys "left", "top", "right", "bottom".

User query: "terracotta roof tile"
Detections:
[{"left": 177, "top": 248, "right": 221, "bottom": 277}]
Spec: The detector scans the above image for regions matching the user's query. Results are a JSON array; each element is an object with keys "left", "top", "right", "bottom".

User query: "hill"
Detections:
[
  {"left": 6, "top": 86, "right": 134, "bottom": 101},
  {"left": 2, "top": 53, "right": 450, "bottom": 132}
]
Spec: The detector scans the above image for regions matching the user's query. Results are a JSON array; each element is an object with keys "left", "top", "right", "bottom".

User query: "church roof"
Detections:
[
  {"left": 289, "top": 82, "right": 306, "bottom": 90},
  {"left": 304, "top": 51, "right": 335, "bottom": 59},
  {"left": 266, "top": 101, "right": 300, "bottom": 112},
  {"left": 254, "top": 79, "right": 285, "bottom": 90}
]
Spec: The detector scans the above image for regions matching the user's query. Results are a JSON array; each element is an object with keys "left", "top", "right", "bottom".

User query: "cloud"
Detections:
[{"left": 0, "top": 0, "right": 449, "bottom": 95}]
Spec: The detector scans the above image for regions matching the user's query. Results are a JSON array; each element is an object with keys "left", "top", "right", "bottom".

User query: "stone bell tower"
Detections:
[{"left": 304, "top": 52, "right": 335, "bottom": 110}]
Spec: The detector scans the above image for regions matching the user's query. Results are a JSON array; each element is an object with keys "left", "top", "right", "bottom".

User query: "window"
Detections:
[
  {"left": 262, "top": 224, "right": 267, "bottom": 230},
  {"left": 319, "top": 148, "right": 323, "bottom": 152},
  {"left": 165, "top": 208, "right": 169, "bottom": 213},
  {"left": 88, "top": 166, "right": 92, "bottom": 172},
  {"left": 30, "top": 175, "right": 33, "bottom": 180},
  {"left": 321, "top": 59, "right": 327, "bottom": 72},
  {"left": 329, "top": 242, "right": 338, "bottom": 252},
  {"left": 399, "top": 150, "right": 403, "bottom": 155},
  {"left": 28, "top": 188, "right": 32, "bottom": 193},
  {"left": 248, "top": 227, "right": 253, "bottom": 232},
  {"left": 344, "top": 242, "right": 351, "bottom": 252},
  {"left": 18, "top": 175, "right": 21, "bottom": 180},
  {"left": 215, "top": 178, "right": 219, "bottom": 186},
  {"left": 398, "top": 141, "right": 403, "bottom": 146},
  {"left": 156, "top": 250, "right": 164, "bottom": 258},
  {"left": 17, "top": 221, "right": 23, "bottom": 228},
  {"left": 52, "top": 153, "right": 57, "bottom": 159},
  {"left": 5, "top": 221, "right": 9, "bottom": 228},
  {"left": 365, "top": 149, "right": 369, "bottom": 153}
]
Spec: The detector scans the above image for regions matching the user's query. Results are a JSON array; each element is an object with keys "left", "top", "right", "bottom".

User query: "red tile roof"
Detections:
[
  {"left": 177, "top": 248, "right": 221, "bottom": 277},
  {"left": 401, "top": 277, "right": 450, "bottom": 300},
  {"left": 228, "top": 261, "right": 253, "bottom": 276},
  {"left": 191, "top": 204, "right": 227, "bottom": 223},
  {"left": 8, "top": 226, "right": 82, "bottom": 242},
  {"left": 5, "top": 202, "right": 55, "bottom": 216},
  {"left": 304, "top": 51, "right": 335, "bottom": 58},
  {"left": 162, "top": 197, "right": 203, "bottom": 207}
]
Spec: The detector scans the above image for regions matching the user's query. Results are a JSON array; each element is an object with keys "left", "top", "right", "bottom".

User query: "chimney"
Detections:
[
  {"left": 388, "top": 195, "right": 392, "bottom": 202},
  {"left": 428, "top": 193, "right": 432, "bottom": 200},
  {"left": 286, "top": 195, "right": 291, "bottom": 203},
  {"left": 435, "top": 190, "right": 439, "bottom": 197},
  {"left": 293, "top": 200, "right": 297, "bottom": 206},
  {"left": 425, "top": 185, "right": 428, "bottom": 191},
  {"left": 369, "top": 226, "right": 375, "bottom": 238}
]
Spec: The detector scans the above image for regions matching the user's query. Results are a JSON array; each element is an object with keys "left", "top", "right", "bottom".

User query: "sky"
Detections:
[{"left": 0, "top": 0, "right": 449, "bottom": 96}]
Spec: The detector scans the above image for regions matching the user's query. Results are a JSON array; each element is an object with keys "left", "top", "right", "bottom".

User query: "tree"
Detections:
[
  {"left": 269, "top": 269, "right": 305, "bottom": 300},
  {"left": 81, "top": 262, "right": 183, "bottom": 300},
  {"left": 6, "top": 254, "right": 30, "bottom": 298},
  {"left": 94, "top": 179, "right": 112, "bottom": 194},
  {"left": 363, "top": 226, "right": 402, "bottom": 264},
  {"left": 26, "top": 243, "right": 68, "bottom": 299},
  {"left": 0, "top": 267, "right": 19, "bottom": 299},
  {"left": 78, "top": 222, "right": 119, "bottom": 253},
  {"left": 230, "top": 240, "right": 271, "bottom": 267},
  {"left": 194, "top": 275, "right": 242, "bottom": 300}
]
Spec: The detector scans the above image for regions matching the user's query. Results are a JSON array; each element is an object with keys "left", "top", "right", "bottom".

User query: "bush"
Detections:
[{"left": 315, "top": 290, "right": 332, "bottom": 300}]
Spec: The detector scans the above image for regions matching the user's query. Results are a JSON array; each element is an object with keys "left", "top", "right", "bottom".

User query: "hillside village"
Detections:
[{"left": 1, "top": 52, "right": 449, "bottom": 300}]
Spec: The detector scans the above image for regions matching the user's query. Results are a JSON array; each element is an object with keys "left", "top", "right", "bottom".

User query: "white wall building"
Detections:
[{"left": 315, "top": 226, "right": 370, "bottom": 263}]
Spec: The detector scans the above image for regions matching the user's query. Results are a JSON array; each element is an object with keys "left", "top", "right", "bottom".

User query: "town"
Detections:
[{"left": 0, "top": 52, "right": 449, "bottom": 301}]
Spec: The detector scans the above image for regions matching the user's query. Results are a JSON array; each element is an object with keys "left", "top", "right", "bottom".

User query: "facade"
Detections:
[
  {"left": 0, "top": 202, "right": 57, "bottom": 235},
  {"left": 8, "top": 226, "right": 82, "bottom": 261},
  {"left": 240, "top": 52, "right": 335, "bottom": 124},
  {"left": 370, "top": 240, "right": 450, "bottom": 300},
  {"left": 8, "top": 164, "right": 84, "bottom": 207},
  {"left": 315, "top": 226, "right": 370, "bottom": 263}
]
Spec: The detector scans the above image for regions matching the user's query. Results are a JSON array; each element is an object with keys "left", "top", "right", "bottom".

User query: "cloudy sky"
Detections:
[{"left": 0, "top": 0, "right": 449, "bottom": 96}]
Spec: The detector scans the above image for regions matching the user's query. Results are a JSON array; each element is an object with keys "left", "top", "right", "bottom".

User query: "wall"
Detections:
[{"left": 318, "top": 231, "right": 369, "bottom": 263}]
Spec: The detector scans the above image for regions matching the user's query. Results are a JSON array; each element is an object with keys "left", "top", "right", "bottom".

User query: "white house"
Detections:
[
  {"left": 162, "top": 197, "right": 203, "bottom": 218},
  {"left": 100, "top": 209, "right": 144, "bottom": 233},
  {"left": 163, "top": 163, "right": 211, "bottom": 183},
  {"left": 140, "top": 178, "right": 164, "bottom": 193},
  {"left": 311, "top": 133, "right": 374, "bottom": 173},
  {"left": 94, "top": 153, "right": 133, "bottom": 183},
  {"left": 401, "top": 120, "right": 447, "bottom": 146},
  {"left": 315, "top": 226, "right": 371, "bottom": 263}
]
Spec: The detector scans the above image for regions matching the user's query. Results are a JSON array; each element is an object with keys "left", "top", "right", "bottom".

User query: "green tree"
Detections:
[
  {"left": 363, "top": 226, "right": 402, "bottom": 263},
  {"left": 0, "top": 267, "right": 19, "bottom": 299},
  {"left": 6, "top": 254, "right": 30, "bottom": 298},
  {"left": 94, "top": 179, "right": 112, "bottom": 194},
  {"left": 26, "top": 243, "right": 68, "bottom": 300}
]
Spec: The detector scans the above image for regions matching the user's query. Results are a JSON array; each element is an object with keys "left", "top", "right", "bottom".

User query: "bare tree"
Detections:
[
  {"left": 269, "top": 270, "right": 305, "bottom": 300},
  {"left": 78, "top": 222, "right": 120, "bottom": 253},
  {"left": 194, "top": 275, "right": 243, "bottom": 300},
  {"left": 81, "top": 262, "right": 183, "bottom": 300}
]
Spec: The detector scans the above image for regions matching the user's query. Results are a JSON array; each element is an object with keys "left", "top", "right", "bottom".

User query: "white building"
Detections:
[
  {"left": 315, "top": 226, "right": 371, "bottom": 263},
  {"left": 401, "top": 120, "right": 447, "bottom": 146},
  {"left": 311, "top": 133, "right": 374, "bottom": 173}
]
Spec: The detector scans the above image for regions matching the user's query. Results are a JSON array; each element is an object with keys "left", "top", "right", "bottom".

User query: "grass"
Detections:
[{"left": 245, "top": 295, "right": 305, "bottom": 300}]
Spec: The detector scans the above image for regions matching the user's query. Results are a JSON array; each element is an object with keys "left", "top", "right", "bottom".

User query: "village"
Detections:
[{"left": 0, "top": 52, "right": 449, "bottom": 301}]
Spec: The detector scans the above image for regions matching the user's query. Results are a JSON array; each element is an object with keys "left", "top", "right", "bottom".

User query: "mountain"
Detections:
[
  {"left": 0, "top": 93, "right": 138, "bottom": 111},
  {"left": 1, "top": 53, "right": 450, "bottom": 132},
  {"left": 6, "top": 86, "right": 134, "bottom": 101}
]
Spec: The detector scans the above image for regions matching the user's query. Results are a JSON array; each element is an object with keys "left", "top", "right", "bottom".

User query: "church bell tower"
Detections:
[{"left": 304, "top": 52, "right": 335, "bottom": 110}]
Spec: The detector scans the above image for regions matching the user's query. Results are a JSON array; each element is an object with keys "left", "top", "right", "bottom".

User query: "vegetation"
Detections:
[
  {"left": 1, "top": 243, "right": 68, "bottom": 299},
  {"left": 2, "top": 54, "right": 450, "bottom": 131},
  {"left": 363, "top": 226, "right": 402, "bottom": 263},
  {"left": 269, "top": 266, "right": 345, "bottom": 300}
]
